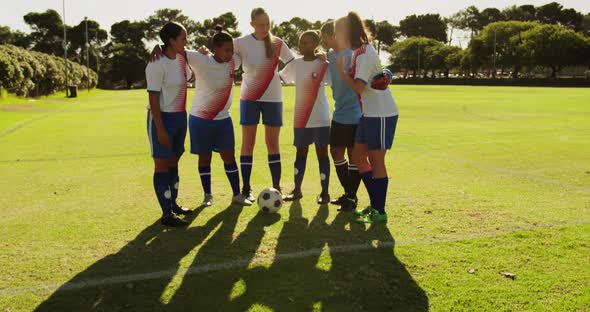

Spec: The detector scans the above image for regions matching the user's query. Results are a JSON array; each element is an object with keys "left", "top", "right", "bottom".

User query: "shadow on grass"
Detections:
[{"left": 35, "top": 201, "right": 428, "bottom": 311}]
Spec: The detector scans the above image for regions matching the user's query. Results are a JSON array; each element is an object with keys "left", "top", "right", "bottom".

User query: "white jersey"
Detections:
[
  {"left": 234, "top": 34, "right": 295, "bottom": 102},
  {"left": 350, "top": 44, "right": 398, "bottom": 118},
  {"left": 279, "top": 58, "right": 331, "bottom": 128},
  {"left": 186, "top": 51, "right": 241, "bottom": 120},
  {"left": 145, "top": 53, "right": 190, "bottom": 113}
]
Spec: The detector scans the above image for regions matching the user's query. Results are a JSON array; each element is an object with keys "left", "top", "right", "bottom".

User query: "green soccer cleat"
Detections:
[
  {"left": 354, "top": 207, "right": 372, "bottom": 216},
  {"left": 354, "top": 209, "right": 388, "bottom": 224}
]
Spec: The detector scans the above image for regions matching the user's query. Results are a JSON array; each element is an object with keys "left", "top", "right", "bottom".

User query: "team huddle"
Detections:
[{"left": 145, "top": 8, "right": 398, "bottom": 227}]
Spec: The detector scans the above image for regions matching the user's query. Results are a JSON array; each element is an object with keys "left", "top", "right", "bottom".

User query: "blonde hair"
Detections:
[{"left": 251, "top": 7, "right": 274, "bottom": 58}]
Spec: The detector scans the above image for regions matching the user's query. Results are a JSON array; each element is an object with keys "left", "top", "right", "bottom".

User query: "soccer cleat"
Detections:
[
  {"left": 330, "top": 194, "right": 348, "bottom": 206},
  {"left": 283, "top": 189, "right": 303, "bottom": 201},
  {"left": 242, "top": 188, "right": 255, "bottom": 202},
  {"left": 172, "top": 204, "right": 193, "bottom": 215},
  {"left": 353, "top": 206, "right": 372, "bottom": 216},
  {"left": 337, "top": 197, "right": 358, "bottom": 212},
  {"left": 354, "top": 209, "right": 388, "bottom": 224},
  {"left": 201, "top": 194, "right": 213, "bottom": 207},
  {"left": 232, "top": 194, "right": 253, "bottom": 206},
  {"left": 161, "top": 213, "right": 189, "bottom": 227},
  {"left": 317, "top": 192, "right": 331, "bottom": 205}
]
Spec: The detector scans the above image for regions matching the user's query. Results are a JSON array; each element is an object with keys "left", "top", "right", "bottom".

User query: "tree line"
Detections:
[{"left": 0, "top": 2, "right": 589, "bottom": 92}]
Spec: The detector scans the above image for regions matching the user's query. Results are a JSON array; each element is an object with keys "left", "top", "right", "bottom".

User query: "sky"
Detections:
[{"left": 2, "top": 0, "right": 589, "bottom": 46}]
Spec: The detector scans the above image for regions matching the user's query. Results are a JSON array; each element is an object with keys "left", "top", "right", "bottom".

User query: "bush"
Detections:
[{"left": 0, "top": 44, "right": 97, "bottom": 97}]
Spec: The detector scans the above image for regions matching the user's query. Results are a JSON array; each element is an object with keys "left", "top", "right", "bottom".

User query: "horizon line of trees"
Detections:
[{"left": 0, "top": 2, "right": 589, "bottom": 92}]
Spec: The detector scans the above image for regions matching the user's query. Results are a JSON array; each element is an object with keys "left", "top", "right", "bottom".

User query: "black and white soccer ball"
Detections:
[{"left": 257, "top": 187, "right": 283, "bottom": 214}]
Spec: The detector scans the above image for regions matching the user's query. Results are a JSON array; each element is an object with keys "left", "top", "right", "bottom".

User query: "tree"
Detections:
[
  {"left": 365, "top": 19, "right": 400, "bottom": 54},
  {"left": 453, "top": 6, "right": 482, "bottom": 38},
  {"left": 558, "top": 8, "right": 584, "bottom": 31},
  {"left": 271, "top": 17, "right": 322, "bottom": 52},
  {"left": 582, "top": 13, "right": 590, "bottom": 37},
  {"left": 468, "top": 21, "right": 538, "bottom": 78},
  {"left": 67, "top": 19, "right": 108, "bottom": 67},
  {"left": 144, "top": 9, "right": 200, "bottom": 49},
  {"left": 22, "top": 9, "right": 65, "bottom": 55},
  {"left": 519, "top": 24, "right": 590, "bottom": 77},
  {"left": 535, "top": 2, "right": 563, "bottom": 24},
  {"left": 0, "top": 26, "right": 11, "bottom": 44},
  {"left": 479, "top": 8, "right": 505, "bottom": 29},
  {"left": 399, "top": 14, "right": 447, "bottom": 42},
  {"left": 102, "top": 20, "right": 148, "bottom": 89},
  {"left": 195, "top": 12, "right": 242, "bottom": 48},
  {"left": 388, "top": 37, "right": 447, "bottom": 78}
]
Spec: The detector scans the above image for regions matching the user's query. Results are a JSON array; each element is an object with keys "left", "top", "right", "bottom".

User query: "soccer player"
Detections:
[
  {"left": 334, "top": 13, "right": 399, "bottom": 224},
  {"left": 320, "top": 21, "right": 362, "bottom": 212},
  {"left": 186, "top": 26, "right": 253, "bottom": 207},
  {"left": 145, "top": 22, "right": 193, "bottom": 227},
  {"left": 234, "top": 7, "right": 295, "bottom": 200},
  {"left": 279, "top": 30, "right": 332, "bottom": 204}
]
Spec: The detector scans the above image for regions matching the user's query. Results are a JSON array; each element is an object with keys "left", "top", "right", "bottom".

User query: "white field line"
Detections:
[{"left": 1, "top": 219, "right": 589, "bottom": 298}]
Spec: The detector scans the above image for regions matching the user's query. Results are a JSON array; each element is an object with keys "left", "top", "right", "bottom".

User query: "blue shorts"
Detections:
[
  {"left": 240, "top": 100, "right": 283, "bottom": 127},
  {"left": 147, "top": 110, "right": 187, "bottom": 159},
  {"left": 189, "top": 115, "right": 235, "bottom": 154},
  {"left": 294, "top": 127, "right": 330, "bottom": 148},
  {"left": 355, "top": 115, "right": 398, "bottom": 150}
]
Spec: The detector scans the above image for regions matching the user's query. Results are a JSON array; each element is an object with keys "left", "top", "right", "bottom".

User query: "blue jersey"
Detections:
[{"left": 328, "top": 49, "right": 362, "bottom": 125}]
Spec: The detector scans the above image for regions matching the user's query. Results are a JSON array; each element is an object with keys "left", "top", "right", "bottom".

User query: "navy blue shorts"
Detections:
[
  {"left": 189, "top": 115, "right": 235, "bottom": 154},
  {"left": 147, "top": 110, "right": 187, "bottom": 159},
  {"left": 294, "top": 127, "right": 330, "bottom": 148},
  {"left": 240, "top": 100, "right": 283, "bottom": 127},
  {"left": 355, "top": 115, "right": 398, "bottom": 150}
]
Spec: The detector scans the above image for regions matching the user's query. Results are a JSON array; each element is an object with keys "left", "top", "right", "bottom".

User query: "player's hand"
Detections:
[
  {"left": 149, "top": 45, "right": 163, "bottom": 63},
  {"left": 315, "top": 52, "right": 327, "bottom": 62},
  {"left": 157, "top": 129, "right": 172, "bottom": 147},
  {"left": 197, "top": 46, "right": 211, "bottom": 55}
]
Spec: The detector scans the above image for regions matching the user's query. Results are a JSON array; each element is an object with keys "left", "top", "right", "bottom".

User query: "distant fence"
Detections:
[{"left": 391, "top": 78, "right": 590, "bottom": 88}]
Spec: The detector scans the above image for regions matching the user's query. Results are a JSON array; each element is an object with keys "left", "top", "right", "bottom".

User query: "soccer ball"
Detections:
[{"left": 257, "top": 188, "right": 283, "bottom": 214}]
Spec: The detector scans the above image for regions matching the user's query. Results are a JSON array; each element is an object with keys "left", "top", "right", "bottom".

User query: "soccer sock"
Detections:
[
  {"left": 198, "top": 165, "right": 212, "bottom": 195},
  {"left": 224, "top": 163, "right": 241, "bottom": 196},
  {"left": 268, "top": 154, "right": 281, "bottom": 190},
  {"left": 169, "top": 166, "right": 179, "bottom": 207},
  {"left": 294, "top": 154, "right": 307, "bottom": 190},
  {"left": 240, "top": 155, "right": 253, "bottom": 191},
  {"left": 334, "top": 159, "right": 349, "bottom": 194},
  {"left": 372, "top": 177, "right": 389, "bottom": 215},
  {"left": 347, "top": 164, "right": 361, "bottom": 199},
  {"left": 318, "top": 156, "right": 330, "bottom": 194},
  {"left": 153, "top": 172, "right": 173, "bottom": 216},
  {"left": 360, "top": 171, "right": 376, "bottom": 209}
]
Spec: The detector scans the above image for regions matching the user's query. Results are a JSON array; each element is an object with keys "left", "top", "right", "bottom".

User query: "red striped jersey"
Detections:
[
  {"left": 186, "top": 51, "right": 241, "bottom": 120},
  {"left": 145, "top": 53, "right": 190, "bottom": 113},
  {"left": 234, "top": 34, "right": 295, "bottom": 102},
  {"left": 279, "top": 58, "right": 331, "bottom": 128},
  {"left": 350, "top": 44, "right": 398, "bottom": 118}
]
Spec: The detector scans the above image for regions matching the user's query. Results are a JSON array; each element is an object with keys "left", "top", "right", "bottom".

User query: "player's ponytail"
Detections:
[
  {"left": 211, "top": 24, "right": 233, "bottom": 48},
  {"left": 346, "top": 12, "right": 371, "bottom": 49},
  {"left": 159, "top": 22, "right": 185, "bottom": 51},
  {"left": 251, "top": 7, "right": 275, "bottom": 59}
]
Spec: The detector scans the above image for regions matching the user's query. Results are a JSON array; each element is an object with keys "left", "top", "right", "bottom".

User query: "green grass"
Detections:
[{"left": 0, "top": 86, "right": 589, "bottom": 311}]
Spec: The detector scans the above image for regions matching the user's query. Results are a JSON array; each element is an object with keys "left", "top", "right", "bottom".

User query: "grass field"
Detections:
[{"left": 0, "top": 85, "right": 589, "bottom": 311}]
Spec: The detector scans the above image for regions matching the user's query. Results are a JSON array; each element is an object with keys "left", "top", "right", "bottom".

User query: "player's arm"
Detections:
[
  {"left": 146, "top": 63, "right": 170, "bottom": 147},
  {"left": 148, "top": 93, "right": 171, "bottom": 147},
  {"left": 334, "top": 55, "right": 366, "bottom": 94}
]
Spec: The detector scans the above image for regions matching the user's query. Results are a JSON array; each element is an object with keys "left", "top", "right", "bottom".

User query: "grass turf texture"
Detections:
[{"left": 0, "top": 86, "right": 589, "bottom": 311}]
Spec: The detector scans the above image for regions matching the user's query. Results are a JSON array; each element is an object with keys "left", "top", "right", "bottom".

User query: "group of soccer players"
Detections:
[{"left": 145, "top": 8, "right": 398, "bottom": 227}]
